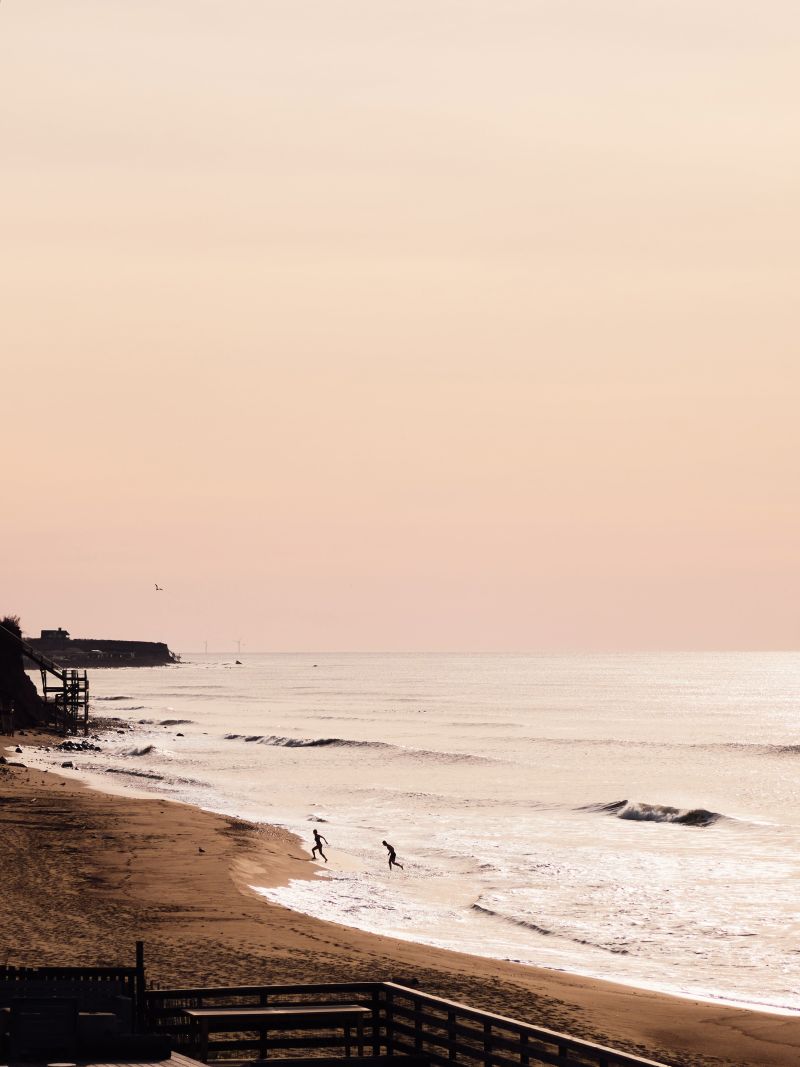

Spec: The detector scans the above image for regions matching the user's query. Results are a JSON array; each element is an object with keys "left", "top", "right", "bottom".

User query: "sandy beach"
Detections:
[{"left": 1, "top": 734, "right": 798, "bottom": 1067}]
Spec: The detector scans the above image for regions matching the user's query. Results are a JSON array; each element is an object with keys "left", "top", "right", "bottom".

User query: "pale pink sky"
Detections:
[{"left": 2, "top": 2, "right": 798, "bottom": 651}]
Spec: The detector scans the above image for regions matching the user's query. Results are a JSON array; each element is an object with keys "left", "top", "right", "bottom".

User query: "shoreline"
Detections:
[
  {"left": 252, "top": 878, "right": 800, "bottom": 1022},
  {"left": 2, "top": 735, "right": 800, "bottom": 1066}
]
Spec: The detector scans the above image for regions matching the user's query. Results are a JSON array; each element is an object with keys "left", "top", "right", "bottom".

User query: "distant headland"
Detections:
[{"left": 26, "top": 627, "right": 179, "bottom": 668}]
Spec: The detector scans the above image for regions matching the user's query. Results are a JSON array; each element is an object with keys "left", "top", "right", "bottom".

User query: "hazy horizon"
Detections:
[{"left": 3, "top": 2, "right": 798, "bottom": 653}]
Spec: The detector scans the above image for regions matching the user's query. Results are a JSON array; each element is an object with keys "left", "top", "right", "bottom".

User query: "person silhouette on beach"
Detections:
[
  {"left": 311, "top": 828, "right": 328, "bottom": 863},
  {"left": 382, "top": 840, "right": 403, "bottom": 871}
]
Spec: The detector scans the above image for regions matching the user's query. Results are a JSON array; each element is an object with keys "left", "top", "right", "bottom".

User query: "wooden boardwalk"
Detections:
[{"left": 146, "top": 981, "right": 669, "bottom": 1067}]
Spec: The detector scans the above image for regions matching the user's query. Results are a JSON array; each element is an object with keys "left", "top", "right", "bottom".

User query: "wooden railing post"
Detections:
[
  {"left": 135, "top": 940, "right": 145, "bottom": 1033},
  {"left": 384, "top": 985, "right": 392, "bottom": 1054},
  {"left": 483, "top": 1020, "right": 492, "bottom": 1067},
  {"left": 448, "top": 1008, "right": 457, "bottom": 1060},
  {"left": 414, "top": 995, "right": 423, "bottom": 1053},
  {"left": 371, "top": 986, "right": 381, "bottom": 1057},
  {"left": 520, "top": 1031, "right": 529, "bottom": 1067},
  {"left": 259, "top": 1020, "right": 269, "bottom": 1060}
]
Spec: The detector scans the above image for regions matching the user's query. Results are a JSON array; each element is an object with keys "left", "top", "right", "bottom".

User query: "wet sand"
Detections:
[{"left": 1, "top": 738, "right": 798, "bottom": 1067}]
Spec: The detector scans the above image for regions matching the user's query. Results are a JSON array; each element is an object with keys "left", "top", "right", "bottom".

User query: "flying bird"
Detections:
[{"left": 155, "top": 584, "right": 164, "bottom": 591}]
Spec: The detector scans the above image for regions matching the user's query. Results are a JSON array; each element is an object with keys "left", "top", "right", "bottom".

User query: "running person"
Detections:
[
  {"left": 382, "top": 840, "right": 403, "bottom": 871},
  {"left": 311, "top": 828, "right": 328, "bottom": 863}
]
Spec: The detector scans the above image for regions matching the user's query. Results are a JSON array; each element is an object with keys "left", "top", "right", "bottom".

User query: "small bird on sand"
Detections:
[{"left": 198, "top": 847, "right": 206, "bottom": 854}]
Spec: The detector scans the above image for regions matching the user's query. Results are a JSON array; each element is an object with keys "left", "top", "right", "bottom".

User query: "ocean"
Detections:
[{"left": 24, "top": 652, "right": 800, "bottom": 1014}]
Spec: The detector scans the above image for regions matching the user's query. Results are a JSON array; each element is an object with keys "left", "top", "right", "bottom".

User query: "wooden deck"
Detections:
[
  {"left": 85, "top": 1054, "right": 204, "bottom": 1067},
  {"left": 4, "top": 1055, "right": 201, "bottom": 1067}
]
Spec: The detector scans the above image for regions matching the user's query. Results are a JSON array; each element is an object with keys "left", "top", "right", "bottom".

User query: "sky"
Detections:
[{"left": 2, "top": 1, "right": 799, "bottom": 652}]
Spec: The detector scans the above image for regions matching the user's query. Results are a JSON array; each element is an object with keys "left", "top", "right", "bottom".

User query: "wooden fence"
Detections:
[
  {"left": 144, "top": 981, "right": 669, "bottom": 1067},
  {"left": 1, "top": 941, "right": 146, "bottom": 1031},
  {"left": 379, "top": 983, "right": 667, "bottom": 1067}
]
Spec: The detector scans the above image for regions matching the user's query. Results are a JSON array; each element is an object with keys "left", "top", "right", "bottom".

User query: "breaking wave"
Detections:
[
  {"left": 580, "top": 799, "right": 723, "bottom": 827},
  {"left": 704, "top": 741, "right": 800, "bottom": 756},
  {"left": 99, "top": 765, "right": 204, "bottom": 787},
  {"left": 471, "top": 902, "right": 553, "bottom": 938},
  {"left": 123, "top": 744, "right": 156, "bottom": 757},
  {"left": 106, "top": 767, "right": 164, "bottom": 781},
  {"left": 225, "top": 733, "right": 390, "bottom": 749},
  {"left": 472, "top": 903, "right": 629, "bottom": 955},
  {"left": 95, "top": 695, "right": 132, "bottom": 701},
  {"left": 160, "top": 719, "right": 193, "bottom": 726},
  {"left": 222, "top": 733, "right": 497, "bottom": 764}
]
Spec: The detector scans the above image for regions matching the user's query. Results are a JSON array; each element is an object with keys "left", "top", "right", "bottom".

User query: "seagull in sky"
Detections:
[{"left": 155, "top": 583, "right": 164, "bottom": 591}]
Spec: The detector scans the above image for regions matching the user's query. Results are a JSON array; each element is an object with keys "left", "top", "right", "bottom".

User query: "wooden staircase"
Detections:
[{"left": 0, "top": 622, "right": 89, "bottom": 736}]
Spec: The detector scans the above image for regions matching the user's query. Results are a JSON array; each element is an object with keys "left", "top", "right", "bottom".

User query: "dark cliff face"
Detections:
[{"left": 0, "top": 617, "right": 46, "bottom": 727}]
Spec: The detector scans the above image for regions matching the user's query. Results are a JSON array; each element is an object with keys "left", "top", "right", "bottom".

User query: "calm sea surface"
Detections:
[{"left": 24, "top": 653, "right": 800, "bottom": 1012}]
